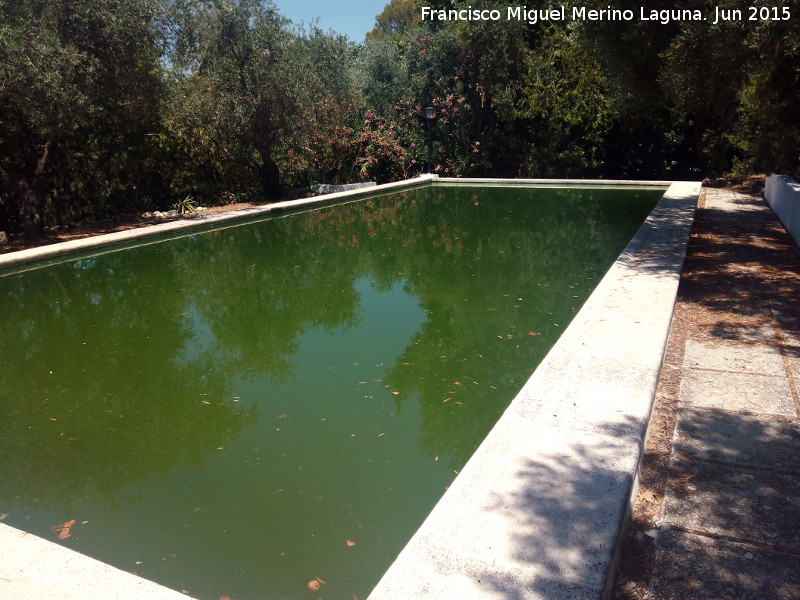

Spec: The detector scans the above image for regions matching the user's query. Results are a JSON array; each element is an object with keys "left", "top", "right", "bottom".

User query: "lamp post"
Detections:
[{"left": 424, "top": 105, "right": 435, "bottom": 174}]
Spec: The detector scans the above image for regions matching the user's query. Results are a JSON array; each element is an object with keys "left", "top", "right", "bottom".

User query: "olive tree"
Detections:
[
  {"left": 165, "top": 0, "right": 363, "bottom": 199},
  {"left": 0, "top": 0, "right": 166, "bottom": 237}
]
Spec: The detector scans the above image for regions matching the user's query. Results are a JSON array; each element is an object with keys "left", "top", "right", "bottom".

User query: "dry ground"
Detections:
[{"left": 0, "top": 200, "right": 269, "bottom": 255}]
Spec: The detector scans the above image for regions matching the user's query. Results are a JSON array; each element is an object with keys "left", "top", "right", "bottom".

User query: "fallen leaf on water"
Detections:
[
  {"left": 346, "top": 539, "right": 357, "bottom": 546},
  {"left": 51, "top": 520, "right": 75, "bottom": 534}
]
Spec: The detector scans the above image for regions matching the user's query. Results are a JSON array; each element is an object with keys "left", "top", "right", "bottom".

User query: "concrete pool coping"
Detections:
[
  {"left": 0, "top": 178, "right": 701, "bottom": 599},
  {"left": 0, "top": 176, "right": 673, "bottom": 273},
  {"left": 0, "top": 175, "right": 439, "bottom": 272}
]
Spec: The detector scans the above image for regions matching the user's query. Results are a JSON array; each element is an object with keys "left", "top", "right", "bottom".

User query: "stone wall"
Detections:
[{"left": 765, "top": 174, "right": 800, "bottom": 246}]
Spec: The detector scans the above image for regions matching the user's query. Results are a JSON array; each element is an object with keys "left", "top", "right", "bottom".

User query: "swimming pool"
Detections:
[{"left": 0, "top": 178, "right": 696, "bottom": 600}]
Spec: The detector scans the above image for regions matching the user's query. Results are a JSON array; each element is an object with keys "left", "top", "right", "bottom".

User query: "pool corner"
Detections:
[{"left": 0, "top": 523, "right": 193, "bottom": 600}]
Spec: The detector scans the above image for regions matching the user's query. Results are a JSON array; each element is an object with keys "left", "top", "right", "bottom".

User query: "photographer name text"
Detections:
[{"left": 420, "top": 5, "right": 791, "bottom": 26}]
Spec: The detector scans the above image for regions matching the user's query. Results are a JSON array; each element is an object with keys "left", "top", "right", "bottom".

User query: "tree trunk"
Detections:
[
  {"left": 19, "top": 186, "right": 45, "bottom": 240},
  {"left": 3, "top": 140, "right": 53, "bottom": 239},
  {"left": 0, "top": 169, "right": 44, "bottom": 240},
  {"left": 254, "top": 144, "right": 282, "bottom": 198}
]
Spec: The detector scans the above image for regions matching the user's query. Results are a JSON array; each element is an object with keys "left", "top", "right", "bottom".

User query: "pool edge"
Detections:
[
  {"left": 0, "top": 177, "right": 679, "bottom": 272},
  {"left": 0, "top": 175, "right": 439, "bottom": 271},
  {"left": 367, "top": 181, "right": 700, "bottom": 600},
  {"left": 0, "top": 522, "right": 190, "bottom": 599}
]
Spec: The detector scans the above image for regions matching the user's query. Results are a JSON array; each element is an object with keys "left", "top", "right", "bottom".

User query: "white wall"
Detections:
[{"left": 765, "top": 174, "right": 800, "bottom": 246}]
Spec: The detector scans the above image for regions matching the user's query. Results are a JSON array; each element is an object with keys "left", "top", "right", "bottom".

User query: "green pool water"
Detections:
[{"left": 0, "top": 184, "right": 663, "bottom": 599}]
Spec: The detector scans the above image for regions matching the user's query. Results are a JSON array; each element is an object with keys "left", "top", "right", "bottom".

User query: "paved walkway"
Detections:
[{"left": 632, "top": 187, "right": 800, "bottom": 599}]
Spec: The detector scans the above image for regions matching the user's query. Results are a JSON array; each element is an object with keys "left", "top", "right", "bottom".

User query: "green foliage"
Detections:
[
  {"left": 1, "top": 0, "right": 798, "bottom": 238},
  {"left": 731, "top": 15, "right": 800, "bottom": 176},
  {"left": 279, "top": 98, "right": 363, "bottom": 186},
  {"left": 355, "top": 110, "right": 421, "bottom": 181},
  {"left": 163, "top": 0, "right": 294, "bottom": 200},
  {"left": 514, "top": 24, "right": 610, "bottom": 177},
  {"left": 164, "top": 2, "right": 367, "bottom": 202},
  {"left": 0, "top": 0, "right": 167, "bottom": 236},
  {"left": 358, "top": 35, "right": 411, "bottom": 116},
  {"left": 173, "top": 195, "right": 199, "bottom": 215},
  {"left": 574, "top": 0, "right": 799, "bottom": 177},
  {"left": 366, "top": 0, "right": 419, "bottom": 41}
]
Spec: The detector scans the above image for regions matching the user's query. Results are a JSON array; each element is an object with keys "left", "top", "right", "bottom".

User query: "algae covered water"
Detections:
[{"left": 0, "top": 184, "right": 662, "bottom": 599}]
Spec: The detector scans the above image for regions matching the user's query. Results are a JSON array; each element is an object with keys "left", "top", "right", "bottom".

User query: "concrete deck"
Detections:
[{"left": 644, "top": 187, "right": 800, "bottom": 599}]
